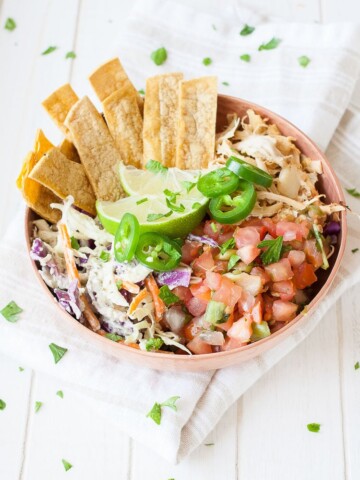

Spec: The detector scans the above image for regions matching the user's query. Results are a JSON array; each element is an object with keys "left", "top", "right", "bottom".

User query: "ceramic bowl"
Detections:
[{"left": 25, "top": 94, "right": 347, "bottom": 371}]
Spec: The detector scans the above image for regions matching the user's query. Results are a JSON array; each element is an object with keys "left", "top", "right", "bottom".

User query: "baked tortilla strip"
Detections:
[
  {"left": 143, "top": 73, "right": 183, "bottom": 167},
  {"left": 64, "top": 96, "right": 124, "bottom": 202},
  {"left": 29, "top": 147, "right": 96, "bottom": 216},
  {"left": 102, "top": 86, "right": 143, "bottom": 167},
  {"left": 58, "top": 138, "right": 81, "bottom": 163},
  {"left": 176, "top": 77, "right": 218, "bottom": 169},
  {"left": 42, "top": 84, "right": 79, "bottom": 137},
  {"left": 89, "top": 57, "right": 143, "bottom": 113}
]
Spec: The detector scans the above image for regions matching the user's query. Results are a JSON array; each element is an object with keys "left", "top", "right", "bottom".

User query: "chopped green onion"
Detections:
[
  {"left": 240, "top": 24, "right": 255, "bottom": 36},
  {"left": 0, "top": 399, "right": 6, "bottom": 410},
  {"left": 42, "top": 46, "right": 57, "bottom": 55},
  {"left": 35, "top": 401, "right": 43, "bottom": 413},
  {"left": 158, "top": 285, "right": 180, "bottom": 306},
  {"left": 151, "top": 47, "right": 167, "bottom": 66},
  {"left": 258, "top": 37, "right": 281, "bottom": 51},
  {"left": 70, "top": 236, "right": 80, "bottom": 250},
  {"left": 49, "top": 343, "right": 68, "bottom": 364},
  {"left": 298, "top": 55, "right": 310, "bottom": 67},
  {"left": 65, "top": 51, "right": 76, "bottom": 59},
  {"left": 145, "top": 337, "right": 164, "bottom": 351},
  {"left": 56, "top": 390, "right": 64, "bottom": 398},
  {"left": 307, "top": 423, "right": 321, "bottom": 433},
  {"left": 202, "top": 57, "right": 212, "bottom": 66},
  {"left": 240, "top": 54, "right": 251, "bottom": 62},
  {"left": 1, "top": 301, "right": 23, "bottom": 322},
  {"left": 4, "top": 18, "right": 16, "bottom": 31},
  {"left": 346, "top": 187, "right": 360, "bottom": 198},
  {"left": 62, "top": 459, "right": 73, "bottom": 471},
  {"left": 136, "top": 197, "right": 148, "bottom": 205}
]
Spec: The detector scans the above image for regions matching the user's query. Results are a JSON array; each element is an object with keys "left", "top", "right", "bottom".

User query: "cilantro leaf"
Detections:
[
  {"left": 35, "top": 401, "right": 43, "bottom": 413},
  {"left": 181, "top": 180, "right": 197, "bottom": 193},
  {"left": 147, "top": 402, "right": 162, "bottom": 424},
  {"left": 105, "top": 333, "right": 123, "bottom": 342},
  {"left": 352, "top": 248, "right": 359, "bottom": 254},
  {"left": 161, "top": 395, "right": 180, "bottom": 411},
  {"left": 240, "top": 24, "right": 255, "bottom": 36},
  {"left": 258, "top": 37, "right": 281, "bottom": 51},
  {"left": 56, "top": 390, "right": 64, "bottom": 398},
  {"left": 346, "top": 187, "right": 360, "bottom": 198},
  {"left": 147, "top": 211, "right": 172, "bottom": 222},
  {"left": 151, "top": 47, "right": 167, "bottom": 66},
  {"left": 222, "top": 81, "right": 230, "bottom": 86},
  {"left": 240, "top": 54, "right": 251, "bottom": 62},
  {"left": 19, "top": 367, "right": 24, "bottom": 372},
  {"left": 70, "top": 236, "right": 80, "bottom": 250},
  {"left": 145, "top": 159, "right": 168, "bottom": 174},
  {"left": 166, "top": 198, "right": 185, "bottom": 213},
  {"left": 145, "top": 337, "right": 164, "bottom": 351},
  {"left": 4, "top": 18, "right": 16, "bottom": 31},
  {"left": 41, "top": 46, "right": 57, "bottom": 55},
  {"left": 204, "top": 443, "right": 215, "bottom": 446},
  {"left": 307, "top": 423, "right": 321, "bottom": 433},
  {"left": 138, "top": 89, "right": 145, "bottom": 95},
  {"left": 220, "top": 237, "right": 235, "bottom": 255},
  {"left": 203, "top": 57, "right": 212, "bottom": 66},
  {"left": 136, "top": 197, "right": 148, "bottom": 205},
  {"left": 164, "top": 189, "right": 180, "bottom": 203},
  {"left": 49, "top": 343, "right": 68, "bottom": 364},
  {"left": 62, "top": 459, "right": 73, "bottom": 471},
  {"left": 158, "top": 285, "right": 180, "bottom": 306},
  {"left": 258, "top": 236, "right": 283, "bottom": 265},
  {"left": 1, "top": 301, "right": 23, "bottom": 322},
  {"left": 228, "top": 254, "right": 240, "bottom": 271},
  {"left": 0, "top": 399, "right": 6, "bottom": 410},
  {"left": 99, "top": 250, "right": 110, "bottom": 262},
  {"left": 298, "top": 55, "right": 311, "bottom": 68},
  {"left": 355, "top": 361, "right": 360, "bottom": 370},
  {"left": 65, "top": 51, "right": 76, "bottom": 59}
]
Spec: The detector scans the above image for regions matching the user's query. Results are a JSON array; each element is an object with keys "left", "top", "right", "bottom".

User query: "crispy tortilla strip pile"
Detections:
[
  {"left": 29, "top": 148, "right": 96, "bottom": 216},
  {"left": 64, "top": 96, "right": 124, "bottom": 202},
  {"left": 176, "top": 76, "right": 217, "bottom": 169},
  {"left": 58, "top": 138, "right": 80, "bottom": 163},
  {"left": 42, "top": 84, "right": 79, "bottom": 138},
  {"left": 143, "top": 73, "right": 183, "bottom": 167}
]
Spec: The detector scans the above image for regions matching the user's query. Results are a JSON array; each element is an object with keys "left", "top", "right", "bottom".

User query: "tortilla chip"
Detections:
[
  {"left": 176, "top": 77, "right": 218, "bottom": 169},
  {"left": 58, "top": 138, "right": 81, "bottom": 163},
  {"left": 88, "top": 57, "right": 143, "bottom": 113},
  {"left": 64, "top": 96, "right": 124, "bottom": 202},
  {"left": 102, "top": 86, "right": 143, "bottom": 168},
  {"left": 42, "top": 84, "right": 79, "bottom": 137},
  {"left": 29, "top": 148, "right": 96, "bottom": 216},
  {"left": 143, "top": 73, "right": 183, "bottom": 167}
]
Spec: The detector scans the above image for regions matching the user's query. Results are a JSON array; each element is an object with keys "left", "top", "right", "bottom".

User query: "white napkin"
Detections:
[{"left": 1, "top": 0, "right": 360, "bottom": 464}]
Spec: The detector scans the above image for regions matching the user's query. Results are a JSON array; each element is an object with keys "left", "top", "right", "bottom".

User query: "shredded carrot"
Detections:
[
  {"left": 145, "top": 274, "right": 165, "bottom": 322},
  {"left": 128, "top": 288, "right": 148, "bottom": 315},
  {"left": 59, "top": 223, "right": 100, "bottom": 332},
  {"left": 121, "top": 280, "right": 140, "bottom": 294},
  {"left": 126, "top": 342, "right": 141, "bottom": 350}
]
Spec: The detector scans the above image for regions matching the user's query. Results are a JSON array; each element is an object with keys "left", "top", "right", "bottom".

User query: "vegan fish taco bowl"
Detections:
[{"left": 21, "top": 58, "right": 346, "bottom": 372}]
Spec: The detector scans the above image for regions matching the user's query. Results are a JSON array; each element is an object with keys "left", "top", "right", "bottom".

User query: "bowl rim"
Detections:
[{"left": 24, "top": 94, "right": 347, "bottom": 366}]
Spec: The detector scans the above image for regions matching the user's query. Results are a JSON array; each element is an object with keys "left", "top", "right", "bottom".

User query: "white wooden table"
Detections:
[{"left": 1, "top": 0, "right": 360, "bottom": 478}]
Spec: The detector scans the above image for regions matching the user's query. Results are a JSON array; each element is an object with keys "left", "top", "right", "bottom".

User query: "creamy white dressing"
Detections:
[{"left": 115, "top": 259, "right": 152, "bottom": 283}]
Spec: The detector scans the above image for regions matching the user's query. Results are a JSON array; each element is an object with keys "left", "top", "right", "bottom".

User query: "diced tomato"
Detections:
[
  {"left": 263, "top": 294, "right": 274, "bottom": 321},
  {"left": 187, "top": 334, "right": 213, "bottom": 354},
  {"left": 221, "top": 337, "right": 247, "bottom": 351},
  {"left": 212, "top": 276, "right": 242, "bottom": 310},
  {"left": 270, "top": 321, "right": 286, "bottom": 333},
  {"left": 293, "top": 262, "right": 317, "bottom": 289},
  {"left": 203, "top": 221, "right": 235, "bottom": 244},
  {"left": 251, "top": 295, "right": 263, "bottom": 324},
  {"left": 204, "top": 271, "right": 222, "bottom": 290},
  {"left": 172, "top": 286, "right": 193, "bottom": 304},
  {"left": 276, "top": 221, "right": 308, "bottom": 241},
  {"left": 216, "top": 312, "right": 234, "bottom": 332},
  {"left": 238, "top": 290, "right": 255, "bottom": 314},
  {"left": 250, "top": 266, "right": 271, "bottom": 285},
  {"left": 237, "top": 244, "right": 261, "bottom": 265},
  {"left": 271, "top": 280, "right": 295, "bottom": 301},
  {"left": 186, "top": 296, "right": 208, "bottom": 316},
  {"left": 264, "top": 258, "right": 293, "bottom": 282},
  {"left": 234, "top": 226, "right": 261, "bottom": 249},
  {"left": 181, "top": 241, "right": 202, "bottom": 265},
  {"left": 192, "top": 250, "right": 215, "bottom": 277},
  {"left": 272, "top": 300, "right": 298, "bottom": 322},
  {"left": 213, "top": 260, "right": 228, "bottom": 274},
  {"left": 261, "top": 217, "right": 277, "bottom": 237},
  {"left": 190, "top": 282, "right": 211, "bottom": 301},
  {"left": 304, "top": 239, "right": 323, "bottom": 269},
  {"left": 184, "top": 317, "right": 203, "bottom": 341},
  {"left": 288, "top": 250, "right": 306, "bottom": 267},
  {"left": 240, "top": 218, "right": 267, "bottom": 239},
  {"left": 227, "top": 316, "right": 253, "bottom": 342}
]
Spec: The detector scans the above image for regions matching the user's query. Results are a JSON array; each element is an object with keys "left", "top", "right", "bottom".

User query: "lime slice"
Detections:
[{"left": 97, "top": 165, "right": 209, "bottom": 237}]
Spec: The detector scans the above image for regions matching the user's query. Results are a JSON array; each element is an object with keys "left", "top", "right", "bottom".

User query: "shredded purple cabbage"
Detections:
[
  {"left": 54, "top": 280, "right": 82, "bottom": 319},
  {"left": 187, "top": 234, "right": 219, "bottom": 249},
  {"left": 30, "top": 238, "right": 48, "bottom": 260},
  {"left": 156, "top": 267, "right": 191, "bottom": 289},
  {"left": 323, "top": 221, "right": 341, "bottom": 236}
]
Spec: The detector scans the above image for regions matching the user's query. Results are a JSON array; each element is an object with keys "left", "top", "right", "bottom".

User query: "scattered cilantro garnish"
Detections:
[
  {"left": 220, "top": 237, "right": 235, "bottom": 255},
  {"left": 1, "top": 301, "right": 23, "bottom": 323},
  {"left": 204, "top": 443, "right": 215, "bottom": 446},
  {"left": 99, "top": 250, "right": 110, "bottom": 262},
  {"left": 258, "top": 236, "right": 283, "bottom": 265},
  {"left": 151, "top": 47, "right": 167, "bottom": 66},
  {"left": 210, "top": 222, "right": 217, "bottom": 233},
  {"left": 192, "top": 202, "right": 202, "bottom": 210},
  {"left": 138, "top": 89, "right": 145, "bottom": 95},
  {"left": 49, "top": 343, "right": 68, "bottom": 364},
  {"left": 355, "top": 361, "right": 360, "bottom": 370},
  {"left": 65, "top": 51, "right": 76, "bottom": 59},
  {"left": 222, "top": 81, "right": 230, "bottom": 86},
  {"left": 145, "top": 159, "right": 168, "bottom": 174},
  {"left": 307, "top": 423, "right": 321, "bottom": 433},
  {"left": 240, "top": 24, "right": 255, "bottom": 36},
  {"left": 147, "top": 211, "right": 173, "bottom": 222},
  {"left": 181, "top": 180, "right": 197, "bottom": 193},
  {"left": 164, "top": 189, "right": 180, "bottom": 203},
  {"left": 166, "top": 198, "right": 185, "bottom": 213},
  {"left": 41, "top": 46, "right": 57, "bottom": 55},
  {"left": 158, "top": 285, "right": 180, "bottom": 306},
  {"left": 147, "top": 396, "right": 180, "bottom": 425},
  {"left": 240, "top": 54, "right": 251, "bottom": 62},
  {"left": 70, "top": 236, "right": 80, "bottom": 250},
  {"left": 4, "top": 18, "right": 16, "bottom": 31},
  {"left": 352, "top": 248, "right": 359, "bottom": 254},
  {"left": 62, "top": 459, "right": 73, "bottom": 472},
  {"left": 145, "top": 337, "right": 164, "bottom": 351},
  {"left": 105, "top": 333, "right": 123, "bottom": 342},
  {"left": 19, "top": 367, "right": 24, "bottom": 372},
  {"left": 0, "top": 399, "right": 6, "bottom": 410},
  {"left": 346, "top": 187, "right": 360, "bottom": 198},
  {"left": 202, "top": 57, "right": 212, "bottom": 66},
  {"left": 56, "top": 390, "right": 64, "bottom": 399},
  {"left": 136, "top": 197, "right": 148, "bottom": 205},
  {"left": 298, "top": 55, "right": 311, "bottom": 68},
  {"left": 258, "top": 37, "right": 281, "bottom": 51},
  {"left": 35, "top": 401, "right": 43, "bottom": 413},
  {"left": 228, "top": 254, "right": 240, "bottom": 271}
]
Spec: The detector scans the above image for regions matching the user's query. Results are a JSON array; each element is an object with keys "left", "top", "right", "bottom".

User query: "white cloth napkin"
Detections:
[{"left": 1, "top": 0, "right": 360, "bottom": 464}]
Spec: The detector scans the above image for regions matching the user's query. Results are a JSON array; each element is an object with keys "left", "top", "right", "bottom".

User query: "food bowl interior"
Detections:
[{"left": 25, "top": 95, "right": 347, "bottom": 372}]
